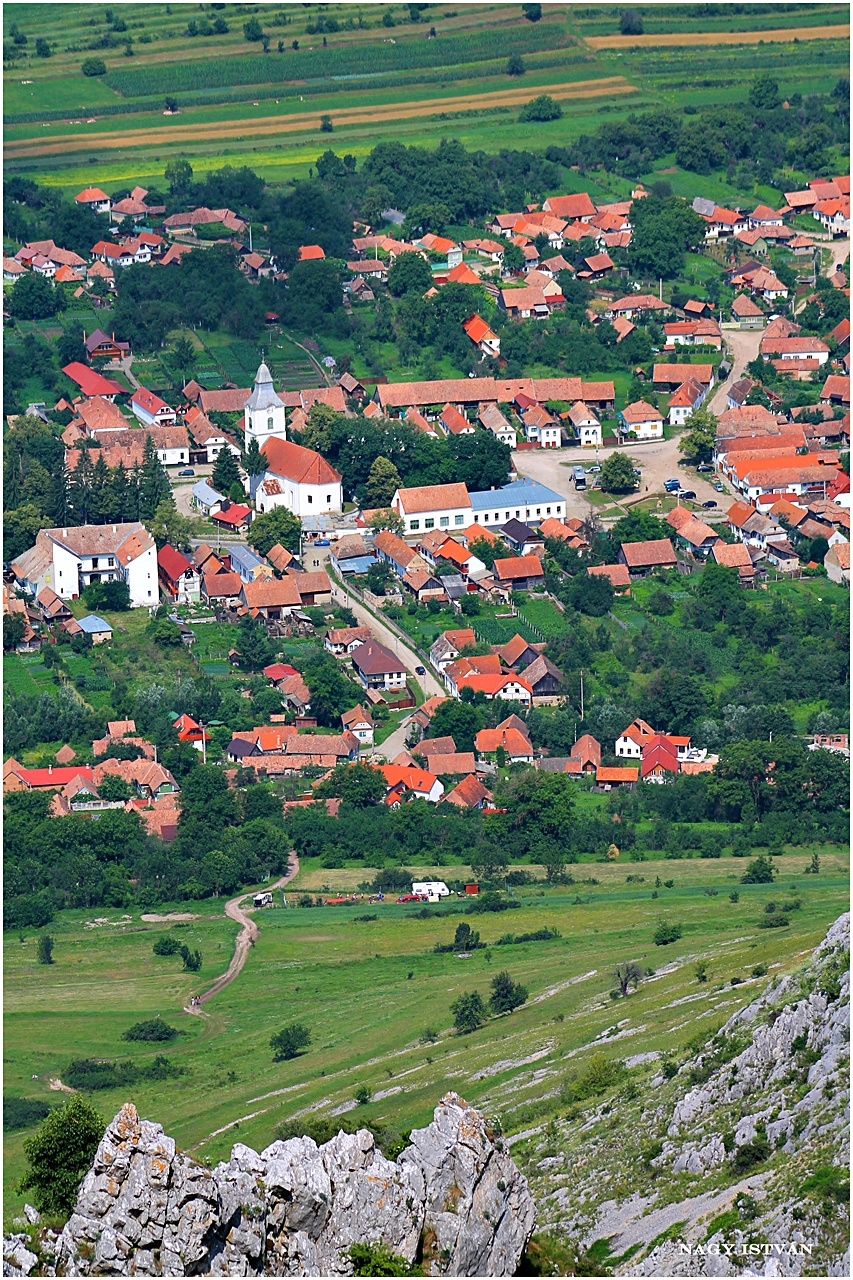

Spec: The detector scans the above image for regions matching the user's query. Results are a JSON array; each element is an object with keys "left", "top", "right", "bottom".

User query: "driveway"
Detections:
[{"left": 705, "top": 326, "right": 763, "bottom": 415}]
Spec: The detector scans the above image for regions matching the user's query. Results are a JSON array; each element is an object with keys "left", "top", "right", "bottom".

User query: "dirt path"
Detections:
[
  {"left": 188, "top": 855, "right": 300, "bottom": 1011},
  {"left": 586, "top": 23, "right": 849, "bottom": 48},
  {"left": 706, "top": 327, "right": 763, "bottom": 416},
  {"left": 5, "top": 77, "right": 637, "bottom": 159}
]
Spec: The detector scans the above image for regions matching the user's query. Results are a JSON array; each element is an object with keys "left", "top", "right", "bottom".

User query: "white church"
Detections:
[{"left": 245, "top": 362, "right": 343, "bottom": 517}]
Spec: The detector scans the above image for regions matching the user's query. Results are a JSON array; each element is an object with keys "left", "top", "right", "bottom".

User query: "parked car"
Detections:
[
  {"left": 586, "top": 465, "right": 602, "bottom": 474},
  {"left": 702, "top": 500, "right": 718, "bottom": 508},
  {"left": 633, "top": 468, "right": 642, "bottom": 477},
  {"left": 665, "top": 478, "right": 681, "bottom": 488},
  {"left": 178, "top": 468, "right": 195, "bottom": 477},
  {"left": 396, "top": 894, "right": 426, "bottom": 903},
  {"left": 314, "top": 538, "right": 330, "bottom": 546},
  {"left": 713, "top": 482, "right": 724, "bottom": 492},
  {"left": 679, "top": 490, "right": 697, "bottom": 500},
  {"left": 696, "top": 463, "right": 712, "bottom": 472},
  {"left": 415, "top": 665, "right": 426, "bottom": 675}
]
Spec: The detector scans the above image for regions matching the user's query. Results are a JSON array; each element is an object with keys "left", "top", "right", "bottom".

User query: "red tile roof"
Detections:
[
  {"left": 62, "top": 363, "right": 125, "bottom": 397},
  {"left": 492, "top": 554, "right": 545, "bottom": 581},
  {"left": 261, "top": 436, "right": 342, "bottom": 486},
  {"left": 619, "top": 538, "right": 676, "bottom": 569}
]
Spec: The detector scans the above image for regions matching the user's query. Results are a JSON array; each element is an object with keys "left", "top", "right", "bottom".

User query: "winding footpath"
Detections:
[{"left": 185, "top": 854, "right": 300, "bottom": 1012}]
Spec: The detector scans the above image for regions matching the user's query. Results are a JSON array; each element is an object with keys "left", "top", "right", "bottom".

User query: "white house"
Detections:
[
  {"left": 244, "top": 360, "right": 286, "bottom": 449},
  {"left": 351, "top": 639, "right": 408, "bottom": 691},
  {"left": 256, "top": 436, "right": 343, "bottom": 518},
  {"left": 568, "top": 400, "right": 602, "bottom": 446},
  {"left": 75, "top": 187, "right": 113, "bottom": 215},
  {"left": 341, "top": 703, "right": 374, "bottom": 747},
  {"left": 392, "top": 482, "right": 473, "bottom": 536},
  {"left": 192, "top": 479, "right": 226, "bottom": 515},
  {"left": 619, "top": 400, "right": 664, "bottom": 441},
  {"left": 132, "top": 388, "right": 177, "bottom": 428},
  {"left": 11, "top": 522, "right": 157, "bottom": 607},
  {"left": 468, "top": 478, "right": 566, "bottom": 528},
  {"left": 668, "top": 379, "right": 707, "bottom": 427},
  {"left": 143, "top": 424, "right": 191, "bottom": 467},
  {"left": 615, "top": 718, "right": 656, "bottom": 759}
]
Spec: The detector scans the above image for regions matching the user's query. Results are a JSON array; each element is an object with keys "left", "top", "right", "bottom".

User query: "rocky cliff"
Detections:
[
  {"left": 35, "top": 1092, "right": 534, "bottom": 1277},
  {"left": 523, "top": 913, "right": 850, "bottom": 1277}
]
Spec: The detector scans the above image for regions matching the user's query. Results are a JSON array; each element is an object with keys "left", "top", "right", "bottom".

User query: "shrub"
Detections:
[
  {"left": 741, "top": 856, "right": 775, "bottom": 884},
  {"left": 64, "top": 1055, "right": 183, "bottom": 1091},
  {"left": 561, "top": 1054, "right": 626, "bottom": 1104},
  {"left": 488, "top": 970, "right": 528, "bottom": 1015},
  {"left": 122, "top": 1018, "right": 178, "bottom": 1042},
  {"left": 518, "top": 94, "right": 562, "bottom": 123},
  {"left": 800, "top": 1165, "right": 850, "bottom": 1205},
  {"left": 653, "top": 921, "right": 683, "bottom": 946},
  {"left": 19, "top": 1094, "right": 104, "bottom": 1215},
  {"left": 270, "top": 1022, "right": 311, "bottom": 1061},
  {"left": 347, "top": 1242, "right": 419, "bottom": 1276},
  {"left": 450, "top": 990, "right": 487, "bottom": 1034},
  {"left": 3, "top": 1097, "right": 52, "bottom": 1133},
  {"left": 757, "top": 915, "right": 790, "bottom": 929},
  {"left": 37, "top": 933, "right": 54, "bottom": 965},
  {"left": 153, "top": 935, "right": 182, "bottom": 955},
  {"left": 354, "top": 1084, "right": 372, "bottom": 1106},
  {"left": 82, "top": 57, "right": 107, "bottom": 76},
  {"left": 732, "top": 1132, "right": 771, "bottom": 1172},
  {"left": 180, "top": 945, "right": 202, "bottom": 971}
]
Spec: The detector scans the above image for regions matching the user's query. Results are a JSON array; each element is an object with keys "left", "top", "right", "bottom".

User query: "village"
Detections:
[{"left": 3, "top": 139, "right": 851, "bottom": 858}]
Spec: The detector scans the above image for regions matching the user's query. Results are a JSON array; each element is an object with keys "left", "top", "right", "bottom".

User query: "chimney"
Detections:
[{"left": 48, "top": 765, "right": 53, "bottom": 775}]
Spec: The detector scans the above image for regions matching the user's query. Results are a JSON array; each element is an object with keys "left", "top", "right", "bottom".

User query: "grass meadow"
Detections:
[{"left": 4, "top": 847, "right": 848, "bottom": 1223}]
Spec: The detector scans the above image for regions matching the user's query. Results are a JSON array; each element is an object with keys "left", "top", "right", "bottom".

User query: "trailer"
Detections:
[
  {"left": 412, "top": 881, "right": 451, "bottom": 903},
  {"left": 252, "top": 892, "right": 274, "bottom": 908}
]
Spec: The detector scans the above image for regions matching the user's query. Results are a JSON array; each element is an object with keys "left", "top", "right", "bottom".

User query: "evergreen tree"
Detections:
[
  {"left": 111, "top": 462, "right": 130, "bottom": 522},
  {"left": 50, "top": 464, "right": 72, "bottom": 526},
  {"left": 235, "top": 613, "right": 274, "bottom": 670},
  {"left": 212, "top": 446, "right": 242, "bottom": 494},
  {"left": 89, "top": 452, "right": 111, "bottom": 523},
  {"left": 139, "top": 436, "right": 170, "bottom": 520},
  {"left": 71, "top": 448, "right": 94, "bottom": 524},
  {"left": 128, "top": 464, "right": 143, "bottom": 520},
  {"left": 243, "top": 437, "right": 266, "bottom": 501}
]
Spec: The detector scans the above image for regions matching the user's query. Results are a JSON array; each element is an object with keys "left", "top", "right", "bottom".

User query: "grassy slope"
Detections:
[{"left": 4, "top": 849, "right": 848, "bottom": 1222}]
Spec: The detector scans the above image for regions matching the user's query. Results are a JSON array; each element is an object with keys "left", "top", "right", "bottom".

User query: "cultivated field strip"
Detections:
[
  {"left": 586, "top": 23, "right": 850, "bottom": 49},
  {"left": 4, "top": 76, "right": 639, "bottom": 159}
]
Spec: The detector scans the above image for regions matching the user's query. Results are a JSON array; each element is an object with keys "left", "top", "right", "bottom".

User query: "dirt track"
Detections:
[
  {"left": 587, "top": 23, "right": 849, "bottom": 48},
  {"left": 188, "top": 855, "right": 299, "bottom": 1010},
  {"left": 5, "top": 77, "right": 637, "bottom": 159}
]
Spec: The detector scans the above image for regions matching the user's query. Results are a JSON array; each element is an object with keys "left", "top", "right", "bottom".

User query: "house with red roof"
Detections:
[
  {"left": 258, "top": 436, "right": 343, "bottom": 517},
  {"left": 131, "top": 387, "right": 177, "bottom": 429},
  {"left": 456, "top": 672, "right": 533, "bottom": 706},
  {"left": 173, "top": 712, "right": 209, "bottom": 750},
  {"left": 75, "top": 187, "right": 112, "bottom": 214},
  {"left": 641, "top": 735, "right": 680, "bottom": 782},
  {"left": 463, "top": 314, "right": 500, "bottom": 357},
  {"left": 62, "top": 363, "right": 125, "bottom": 399},
  {"left": 491, "top": 554, "right": 546, "bottom": 592},
  {"left": 377, "top": 762, "right": 444, "bottom": 804},
  {"left": 157, "top": 544, "right": 200, "bottom": 604},
  {"left": 211, "top": 502, "right": 253, "bottom": 534},
  {"left": 444, "top": 774, "right": 494, "bottom": 809}
]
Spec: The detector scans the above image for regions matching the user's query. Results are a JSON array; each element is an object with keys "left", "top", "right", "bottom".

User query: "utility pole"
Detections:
[{"left": 580, "top": 670, "right": 584, "bottom": 720}]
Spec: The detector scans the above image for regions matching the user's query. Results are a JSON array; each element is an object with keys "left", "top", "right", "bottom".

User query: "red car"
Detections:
[{"left": 396, "top": 894, "right": 426, "bottom": 903}]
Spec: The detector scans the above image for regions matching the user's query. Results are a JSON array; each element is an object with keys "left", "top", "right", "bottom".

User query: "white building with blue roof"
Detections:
[
  {"left": 468, "top": 478, "right": 566, "bottom": 529},
  {"left": 77, "top": 614, "right": 113, "bottom": 644},
  {"left": 192, "top": 479, "right": 226, "bottom": 515}
]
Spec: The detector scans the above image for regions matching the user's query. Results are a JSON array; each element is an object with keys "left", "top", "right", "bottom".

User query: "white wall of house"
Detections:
[{"left": 157, "top": 445, "right": 189, "bottom": 466}]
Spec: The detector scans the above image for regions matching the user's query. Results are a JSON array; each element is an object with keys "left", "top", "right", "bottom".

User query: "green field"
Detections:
[
  {"left": 3, "top": 3, "right": 847, "bottom": 190},
  {"left": 4, "top": 848, "right": 847, "bottom": 1222}
]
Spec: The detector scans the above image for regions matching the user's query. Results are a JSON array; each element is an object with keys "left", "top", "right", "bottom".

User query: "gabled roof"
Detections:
[
  {"left": 444, "top": 775, "right": 493, "bottom": 808},
  {"left": 492, "top": 554, "right": 544, "bottom": 581},
  {"left": 351, "top": 638, "right": 408, "bottom": 675},
  {"left": 621, "top": 399, "right": 663, "bottom": 424},
  {"left": 262, "top": 436, "right": 341, "bottom": 486},
  {"left": 157, "top": 543, "right": 193, "bottom": 581},
  {"left": 394, "top": 482, "right": 471, "bottom": 515},
  {"left": 588, "top": 563, "right": 631, "bottom": 588},
  {"left": 62, "top": 364, "right": 125, "bottom": 397},
  {"left": 619, "top": 538, "right": 676, "bottom": 568}
]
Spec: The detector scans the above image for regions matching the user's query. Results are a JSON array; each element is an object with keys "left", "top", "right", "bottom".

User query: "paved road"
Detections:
[{"left": 188, "top": 855, "right": 300, "bottom": 1012}]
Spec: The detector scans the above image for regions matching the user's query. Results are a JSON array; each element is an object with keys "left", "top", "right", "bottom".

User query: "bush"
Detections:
[
  {"left": 270, "top": 1022, "right": 311, "bottom": 1061},
  {"left": 64, "top": 1055, "right": 183, "bottom": 1091},
  {"left": 153, "top": 935, "right": 182, "bottom": 955},
  {"left": 518, "top": 94, "right": 562, "bottom": 123},
  {"left": 81, "top": 57, "right": 107, "bottom": 76},
  {"left": 489, "top": 970, "right": 528, "bottom": 1015},
  {"left": 354, "top": 1084, "right": 372, "bottom": 1106},
  {"left": 756, "top": 915, "right": 790, "bottom": 929},
  {"left": 732, "top": 1132, "right": 771, "bottom": 1172},
  {"left": 180, "top": 945, "right": 202, "bottom": 971},
  {"left": 37, "top": 933, "right": 54, "bottom": 965},
  {"left": 619, "top": 9, "right": 644, "bottom": 35},
  {"left": 450, "top": 990, "right": 487, "bottom": 1034},
  {"left": 653, "top": 920, "right": 683, "bottom": 946},
  {"left": 122, "top": 1018, "right": 178, "bottom": 1042},
  {"left": 19, "top": 1094, "right": 104, "bottom": 1215},
  {"left": 347, "top": 1242, "right": 420, "bottom": 1276},
  {"left": 3, "top": 1097, "right": 52, "bottom": 1133},
  {"left": 561, "top": 1054, "right": 626, "bottom": 1104},
  {"left": 741, "top": 856, "right": 775, "bottom": 884}
]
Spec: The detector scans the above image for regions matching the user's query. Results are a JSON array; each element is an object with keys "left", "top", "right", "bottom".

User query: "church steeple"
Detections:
[{"left": 244, "top": 360, "right": 286, "bottom": 450}]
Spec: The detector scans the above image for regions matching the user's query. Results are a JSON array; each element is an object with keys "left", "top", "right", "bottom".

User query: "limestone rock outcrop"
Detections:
[{"left": 52, "top": 1092, "right": 536, "bottom": 1276}]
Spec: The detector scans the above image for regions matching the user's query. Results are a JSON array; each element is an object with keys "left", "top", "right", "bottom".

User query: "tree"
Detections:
[
  {"left": 270, "top": 1022, "right": 311, "bottom": 1061},
  {"left": 741, "top": 855, "right": 775, "bottom": 885},
  {"left": 600, "top": 452, "right": 637, "bottom": 493},
  {"left": 37, "top": 934, "right": 54, "bottom": 965},
  {"left": 4, "top": 614, "right": 25, "bottom": 652},
  {"left": 81, "top": 57, "right": 107, "bottom": 76},
  {"left": 388, "top": 251, "right": 433, "bottom": 298},
  {"left": 502, "top": 241, "right": 525, "bottom": 274},
  {"left": 450, "top": 990, "right": 487, "bottom": 1034},
  {"left": 366, "top": 561, "right": 395, "bottom": 595},
  {"left": 82, "top": 579, "right": 131, "bottom": 611},
  {"left": 489, "top": 970, "right": 528, "bottom": 1015},
  {"left": 565, "top": 573, "right": 613, "bottom": 617},
  {"left": 35, "top": 37, "right": 51, "bottom": 57},
  {"left": 619, "top": 9, "right": 644, "bottom": 34},
  {"left": 453, "top": 922, "right": 480, "bottom": 951},
  {"left": 613, "top": 961, "right": 642, "bottom": 997},
  {"left": 320, "top": 114, "right": 333, "bottom": 133},
  {"left": 316, "top": 762, "right": 386, "bottom": 808},
  {"left": 9, "top": 272, "right": 62, "bottom": 320},
  {"left": 98, "top": 773, "right": 132, "bottom": 801},
  {"left": 234, "top": 610, "right": 274, "bottom": 671},
  {"left": 653, "top": 921, "right": 683, "bottom": 946},
  {"left": 244, "top": 16, "right": 264, "bottom": 41},
  {"left": 364, "top": 456, "right": 402, "bottom": 509},
  {"left": 248, "top": 506, "right": 302, "bottom": 556},
  {"left": 19, "top": 1094, "right": 104, "bottom": 1216},
  {"left": 149, "top": 618, "right": 183, "bottom": 647},
  {"left": 541, "top": 849, "right": 566, "bottom": 883},
  {"left": 368, "top": 508, "right": 405, "bottom": 537},
  {"left": 243, "top": 437, "right": 267, "bottom": 492},
  {"left": 150, "top": 499, "right": 194, "bottom": 550},
  {"left": 518, "top": 95, "right": 562, "bottom": 123},
  {"left": 680, "top": 407, "right": 718, "bottom": 462},
  {"left": 506, "top": 53, "right": 525, "bottom": 76},
  {"left": 164, "top": 158, "right": 193, "bottom": 196},
  {"left": 212, "top": 446, "right": 242, "bottom": 494},
  {"left": 694, "top": 961, "right": 709, "bottom": 984},
  {"left": 748, "top": 75, "right": 781, "bottom": 112},
  {"left": 304, "top": 654, "right": 361, "bottom": 725},
  {"left": 522, "top": 3, "right": 542, "bottom": 19},
  {"left": 172, "top": 336, "right": 196, "bottom": 380},
  {"left": 628, "top": 196, "right": 705, "bottom": 280},
  {"left": 165, "top": 96, "right": 179, "bottom": 113}
]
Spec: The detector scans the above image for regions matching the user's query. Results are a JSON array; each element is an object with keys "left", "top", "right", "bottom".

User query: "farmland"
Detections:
[
  {"left": 4, "top": 846, "right": 848, "bottom": 1221},
  {"left": 3, "top": 3, "right": 848, "bottom": 191}
]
